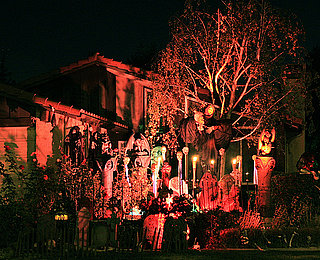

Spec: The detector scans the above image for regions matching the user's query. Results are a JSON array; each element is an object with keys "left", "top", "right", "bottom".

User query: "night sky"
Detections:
[{"left": 2, "top": 0, "right": 320, "bottom": 82}]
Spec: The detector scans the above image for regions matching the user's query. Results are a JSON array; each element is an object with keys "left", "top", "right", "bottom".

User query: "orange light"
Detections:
[
  {"left": 205, "top": 105, "right": 215, "bottom": 116},
  {"left": 232, "top": 158, "right": 237, "bottom": 165}
]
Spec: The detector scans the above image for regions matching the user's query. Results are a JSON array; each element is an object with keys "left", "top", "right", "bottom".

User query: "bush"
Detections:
[
  {"left": 190, "top": 209, "right": 241, "bottom": 249},
  {"left": 271, "top": 173, "right": 320, "bottom": 228}
]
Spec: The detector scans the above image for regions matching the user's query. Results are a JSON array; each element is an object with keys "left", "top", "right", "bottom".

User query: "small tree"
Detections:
[{"left": 147, "top": 0, "right": 305, "bottom": 148}]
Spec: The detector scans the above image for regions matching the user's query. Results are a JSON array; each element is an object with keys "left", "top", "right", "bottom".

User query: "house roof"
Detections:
[
  {"left": 0, "top": 83, "right": 36, "bottom": 105},
  {"left": 60, "top": 52, "right": 151, "bottom": 78},
  {"left": 0, "top": 83, "right": 129, "bottom": 132},
  {"left": 18, "top": 53, "right": 152, "bottom": 88}
]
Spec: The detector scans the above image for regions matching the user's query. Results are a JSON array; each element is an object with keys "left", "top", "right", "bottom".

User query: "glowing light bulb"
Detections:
[{"left": 232, "top": 158, "right": 237, "bottom": 165}]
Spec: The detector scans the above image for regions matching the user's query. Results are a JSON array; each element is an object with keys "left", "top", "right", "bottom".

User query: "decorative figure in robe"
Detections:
[
  {"left": 65, "top": 126, "right": 84, "bottom": 166},
  {"left": 125, "top": 133, "right": 150, "bottom": 168},
  {"left": 201, "top": 104, "right": 233, "bottom": 161},
  {"left": 258, "top": 128, "right": 275, "bottom": 156},
  {"left": 200, "top": 104, "right": 218, "bottom": 162},
  {"left": 179, "top": 110, "right": 205, "bottom": 151},
  {"left": 179, "top": 106, "right": 233, "bottom": 167},
  {"left": 296, "top": 152, "right": 320, "bottom": 180},
  {"left": 197, "top": 171, "right": 218, "bottom": 211}
]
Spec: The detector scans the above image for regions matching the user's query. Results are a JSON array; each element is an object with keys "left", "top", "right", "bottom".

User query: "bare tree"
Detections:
[{"left": 147, "top": 0, "right": 305, "bottom": 149}]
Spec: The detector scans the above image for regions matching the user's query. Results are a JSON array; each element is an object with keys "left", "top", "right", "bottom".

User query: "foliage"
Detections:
[
  {"left": 190, "top": 209, "right": 241, "bottom": 248},
  {"left": 142, "top": 194, "right": 193, "bottom": 218},
  {"left": 0, "top": 145, "right": 27, "bottom": 247},
  {"left": 239, "top": 210, "right": 262, "bottom": 229},
  {"left": 113, "top": 165, "right": 152, "bottom": 215},
  {"left": 147, "top": 0, "right": 305, "bottom": 147},
  {"left": 271, "top": 173, "right": 320, "bottom": 228},
  {"left": 0, "top": 145, "right": 102, "bottom": 247},
  {"left": 306, "top": 47, "right": 320, "bottom": 153}
]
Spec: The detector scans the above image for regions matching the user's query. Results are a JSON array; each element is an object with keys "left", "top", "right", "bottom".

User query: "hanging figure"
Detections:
[
  {"left": 198, "top": 104, "right": 218, "bottom": 163},
  {"left": 65, "top": 126, "right": 84, "bottom": 166},
  {"left": 88, "top": 126, "right": 103, "bottom": 172}
]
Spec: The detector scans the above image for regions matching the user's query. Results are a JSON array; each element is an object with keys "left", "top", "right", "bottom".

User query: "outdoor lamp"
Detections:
[
  {"left": 245, "top": 172, "right": 249, "bottom": 182},
  {"left": 55, "top": 213, "right": 68, "bottom": 221}
]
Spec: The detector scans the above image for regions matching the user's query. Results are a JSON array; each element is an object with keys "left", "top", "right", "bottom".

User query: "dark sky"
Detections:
[{"left": 2, "top": 0, "right": 320, "bottom": 82}]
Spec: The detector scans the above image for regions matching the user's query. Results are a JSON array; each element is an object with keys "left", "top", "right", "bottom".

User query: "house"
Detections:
[
  {"left": 0, "top": 53, "right": 153, "bottom": 166},
  {"left": 0, "top": 53, "right": 305, "bottom": 180},
  {"left": 0, "top": 83, "right": 129, "bottom": 167},
  {"left": 18, "top": 53, "right": 152, "bottom": 133}
]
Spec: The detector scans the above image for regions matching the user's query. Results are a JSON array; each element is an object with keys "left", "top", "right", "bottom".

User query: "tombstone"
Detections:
[
  {"left": 143, "top": 214, "right": 167, "bottom": 250},
  {"left": 197, "top": 171, "right": 218, "bottom": 211},
  {"left": 218, "top": 174, "right": 241, "bottom": 212},
  {"left": 76, "top": 207, "right": 91, "bottom": 247}
]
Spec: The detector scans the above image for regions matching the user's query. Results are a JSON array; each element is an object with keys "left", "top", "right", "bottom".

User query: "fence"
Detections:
[{"left": 15, "top": 219, "right": 187, "bottom": 258}]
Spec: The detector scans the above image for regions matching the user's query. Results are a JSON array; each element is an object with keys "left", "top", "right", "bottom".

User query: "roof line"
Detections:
[
  {"left": 60, "top": 52, "right": 151, "bottom": 77},
  {"left": 33, "top": 95, "right": 128, "bottom": 129}
]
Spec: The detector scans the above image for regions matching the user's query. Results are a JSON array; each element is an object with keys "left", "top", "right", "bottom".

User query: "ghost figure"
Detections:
[{"left": 102, "top": 157, "right": 117, "bottom": 200}]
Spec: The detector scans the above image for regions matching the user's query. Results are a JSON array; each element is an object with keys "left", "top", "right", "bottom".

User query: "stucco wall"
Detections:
[
  {"left": 0, "top": 126, "right": 29, "bottom": 163},
  {"left": 115, "top": 76, "right": 145, "bottom": 132}
]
